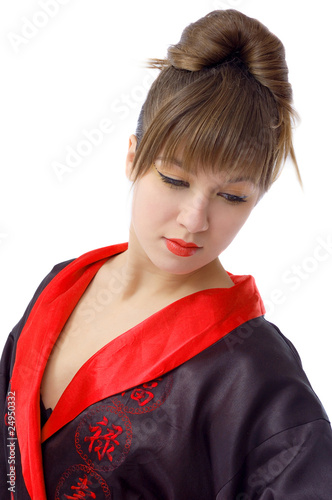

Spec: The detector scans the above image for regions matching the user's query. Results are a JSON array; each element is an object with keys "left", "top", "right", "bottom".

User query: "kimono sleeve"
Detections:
[
  {"left": 205, "top": 318, "right": 332, "bottom": 499},
  {"left": 217, "top": 418, "right": 332, "bottom": 499}
]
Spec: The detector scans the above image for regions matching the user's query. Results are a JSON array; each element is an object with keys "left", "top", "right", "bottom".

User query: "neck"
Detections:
[{"left": 103, "top": 233, "right": 233, "bottom": 304}]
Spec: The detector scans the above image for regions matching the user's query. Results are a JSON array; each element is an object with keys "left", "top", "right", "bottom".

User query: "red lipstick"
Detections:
[{"left": 164, "top": 238, "right": 200, "bottom": 257}]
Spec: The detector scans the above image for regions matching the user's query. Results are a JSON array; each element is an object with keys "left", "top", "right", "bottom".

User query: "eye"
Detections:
[
  {"left": 218, "top": 193, "right": 248, "bottom": 204},
  {"left": 155, "top": 168, "right": 189, "bottom": 189},
  {"left": 155, "top": 164, "right": 250, "bottom": 203}
]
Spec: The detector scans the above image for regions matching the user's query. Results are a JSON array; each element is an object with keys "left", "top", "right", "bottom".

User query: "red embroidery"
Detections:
[
  {"left": 143, "top": 380, "right": 160, "bottom": 389},
  {"left": 113, "top": 375, "right": 173, "bottom": 415},
  {"left": 84, "top": 416, "right": 123, "bottom": 462},
  {"left": 122, "top": 378, "right": 163, "bottom": 407},
  {"left": 130, "top": 388, "right": 154, "bottom": 406},
  {"left": 76, "top": 405, "right": 132, "bottom": 472},
  {"left": 64, "top": 473, "right": 96, "bottom": 499},
  {"left": 55, "top": 464, "right": 112, "bottom": 499}
]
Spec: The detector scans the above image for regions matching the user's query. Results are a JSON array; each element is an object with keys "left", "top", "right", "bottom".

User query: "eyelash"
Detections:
[{"left": 156, "top": 169, "right": 248, "bottom": 204}]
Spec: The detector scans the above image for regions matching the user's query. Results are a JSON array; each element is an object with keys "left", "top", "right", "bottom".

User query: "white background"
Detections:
[{"left": 0, "top": 0, "right": 331, "bottom": 417}]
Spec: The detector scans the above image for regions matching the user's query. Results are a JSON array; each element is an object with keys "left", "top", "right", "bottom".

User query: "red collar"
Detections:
[{"left": 10, "top": 242, "right": 265, "bottom": 499}]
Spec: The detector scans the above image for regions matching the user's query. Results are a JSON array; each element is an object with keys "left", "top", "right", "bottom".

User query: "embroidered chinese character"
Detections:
[
  {"left": 130, "top": 388, "right": 154, "bottom": 406},
  {"left": 123, "top": 378, "right": 163, "bottom": 407},
  {"left": 84, "top": 416, "right": 123, "bottom": 462},
  {"left": 64, "top": 474, "right": 96, "bottom": 499}
]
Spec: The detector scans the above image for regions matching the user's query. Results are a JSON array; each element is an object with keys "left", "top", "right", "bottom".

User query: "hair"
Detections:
[{"left": 132, "top": 9, "right": 301, "bottom": 192}]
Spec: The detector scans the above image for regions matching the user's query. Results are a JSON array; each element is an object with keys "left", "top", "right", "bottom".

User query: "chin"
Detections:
[{"left": 150, "top": 255, "right": 207, "bottom": 276}]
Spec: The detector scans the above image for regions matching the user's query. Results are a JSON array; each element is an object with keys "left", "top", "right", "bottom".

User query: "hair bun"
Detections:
[
  {"left": 136, "top": 9, "right": 300, "bottom": 191},
  {"left": 167, "top": 9, "right": 289, "bottom": 103}
]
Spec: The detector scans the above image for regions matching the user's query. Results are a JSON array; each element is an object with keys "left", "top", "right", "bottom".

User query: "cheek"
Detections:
[
  {"left": 211, "top": 206, "right": 254, "bottom": 243},
  {"left": 131, "top": 181, "right": 172, "bottom": 230},
  {"left": 232, "top": 207, "right": 254, "bottom": 231}
]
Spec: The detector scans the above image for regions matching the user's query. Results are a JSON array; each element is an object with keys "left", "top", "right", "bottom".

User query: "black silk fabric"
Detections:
[{"left": 1, "top": 262, "right": 332, "bottom": 498}]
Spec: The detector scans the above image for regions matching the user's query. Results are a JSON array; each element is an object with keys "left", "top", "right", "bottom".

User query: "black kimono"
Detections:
[{"left": 1, "top": 243, "right": 332, "bottom": 499}]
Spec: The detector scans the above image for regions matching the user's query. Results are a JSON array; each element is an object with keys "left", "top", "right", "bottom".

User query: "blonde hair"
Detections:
[{"left": 132, "top": 9, "right": 301, "bottom": 192}]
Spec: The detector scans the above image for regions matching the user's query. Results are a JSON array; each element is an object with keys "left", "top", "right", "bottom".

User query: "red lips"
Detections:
[
  {"left": 167, "top": 239, "right": 199, "bottom": 248},
  {"left": 164, "top": 238, "right": 200, "bottom": 257}
]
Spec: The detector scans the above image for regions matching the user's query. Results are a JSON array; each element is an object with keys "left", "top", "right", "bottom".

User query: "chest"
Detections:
[{"left": 40, "top": 300, "right": 163, "bottom": 411}]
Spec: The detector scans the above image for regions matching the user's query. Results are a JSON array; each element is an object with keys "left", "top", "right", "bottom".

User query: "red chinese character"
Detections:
[
  {"left": 84, "top": 416, "right": 123, "bottom": 462},
  {"left": 121, "top": 378, "right": 163, "bottom": 406},
  {"left": 130, "top": 388, "right": 154, "bottom": 406},
  {"left": 130, "top": 378, "right": 163, "bottom": 406},
  {"left": 64, "top": 474, "right": 96, "bottom": 499}
]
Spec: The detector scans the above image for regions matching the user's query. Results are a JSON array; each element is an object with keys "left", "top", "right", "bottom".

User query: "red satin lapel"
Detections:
[{"left": 10, "top": 243, "right": 128, "bottom": 499}]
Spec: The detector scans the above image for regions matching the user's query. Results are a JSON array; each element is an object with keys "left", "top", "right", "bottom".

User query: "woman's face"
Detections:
[{"left": 128, "top": 147, "right": 262, "bottom": 277}]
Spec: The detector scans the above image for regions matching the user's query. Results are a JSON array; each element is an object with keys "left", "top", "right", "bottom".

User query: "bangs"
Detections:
[{"left": 132, "top": 60, "right": 293, "bottom": 191}]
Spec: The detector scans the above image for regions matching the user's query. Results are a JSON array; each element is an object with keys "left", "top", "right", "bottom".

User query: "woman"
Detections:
[{"left": 1, "top": 9, "right": 332, "bottom": 499}]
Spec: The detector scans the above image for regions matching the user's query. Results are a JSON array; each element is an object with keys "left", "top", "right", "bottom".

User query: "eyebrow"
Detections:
[
  {"left": 225, "top": 176, "right": 254, "bottom": 184},
  {"left": 155, "top": 156, "right": 255, "bottom": 185},
  {"left": 156, "top": 156, "right": 183, "bottom": 168}
]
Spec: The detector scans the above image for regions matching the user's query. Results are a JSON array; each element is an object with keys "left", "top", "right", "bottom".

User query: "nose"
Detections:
[{"left": 176, "top": 192, "right": 209, "bottom": 233}]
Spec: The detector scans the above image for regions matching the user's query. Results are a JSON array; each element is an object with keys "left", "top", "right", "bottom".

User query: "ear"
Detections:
[{"left": 125, "top": 134, "right": 138, "bottom": 181}]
